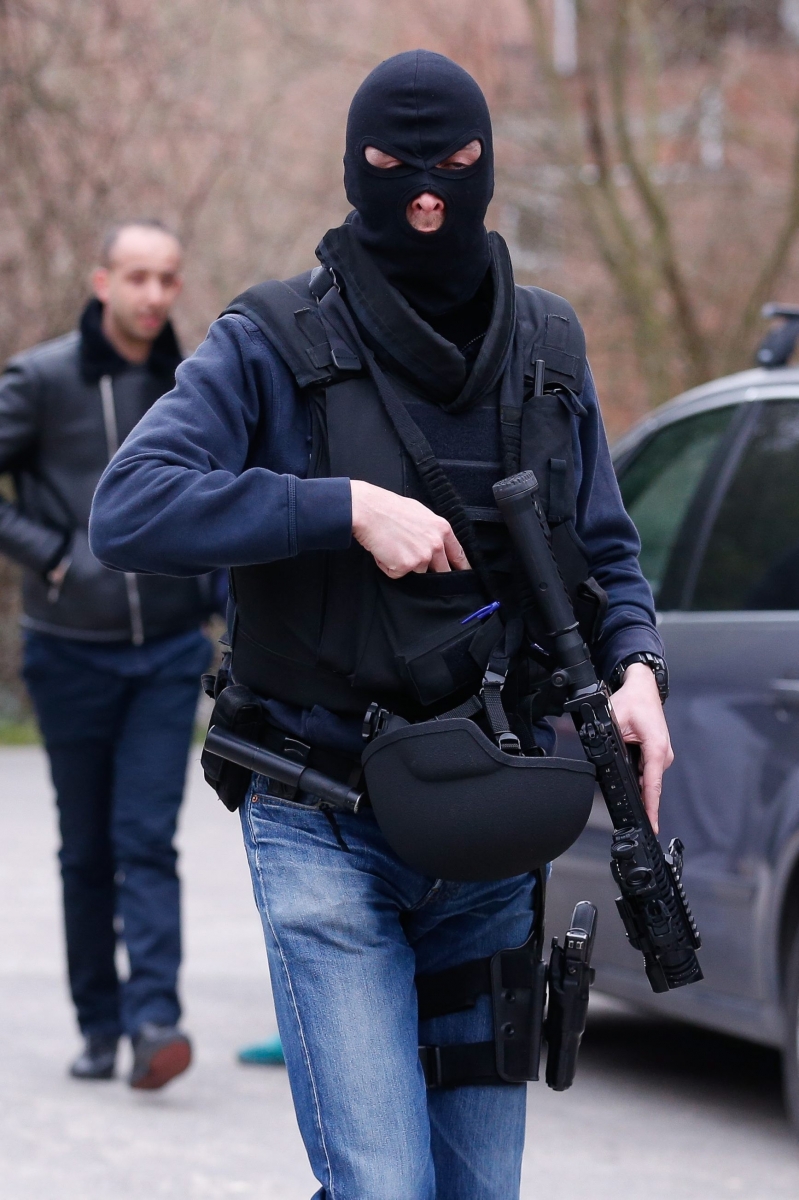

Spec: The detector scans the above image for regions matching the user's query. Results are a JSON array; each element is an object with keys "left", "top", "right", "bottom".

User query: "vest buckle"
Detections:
[
  {"left": 362, "top": 701, "right": 391, "bottom": 742},
  {"left": 497, "top": 730, "right": 522, "bottom": 756}
]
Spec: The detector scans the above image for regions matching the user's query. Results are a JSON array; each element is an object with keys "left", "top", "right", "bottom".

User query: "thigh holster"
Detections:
[
  {"left": 416, "top": 877, "right": 547, "bottom": 1089},
  {"left": 417, "top": 891, "right": 599, "bottom": 1092}
]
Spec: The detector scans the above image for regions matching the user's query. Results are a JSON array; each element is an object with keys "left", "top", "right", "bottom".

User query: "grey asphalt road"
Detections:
[{"left": 2, "top": 744, "right": 799, "bottom": 1199}]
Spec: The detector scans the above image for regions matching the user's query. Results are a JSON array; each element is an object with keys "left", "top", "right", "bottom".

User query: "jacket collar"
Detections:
[
  {"left": 315, "top": 224, "right": 515, "bottom": 412},
  {"left": 78, "top": 297, "right": 182, "bottom": 384}
]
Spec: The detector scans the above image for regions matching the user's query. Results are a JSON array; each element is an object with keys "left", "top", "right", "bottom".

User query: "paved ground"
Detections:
[{"left": 2, "top": 745, "right": 799, "bottom": 1199}]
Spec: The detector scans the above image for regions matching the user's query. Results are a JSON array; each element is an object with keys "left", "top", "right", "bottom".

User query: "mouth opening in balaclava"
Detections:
[{"left": 343, "top": 49, "right": 494, "bottom": 319}]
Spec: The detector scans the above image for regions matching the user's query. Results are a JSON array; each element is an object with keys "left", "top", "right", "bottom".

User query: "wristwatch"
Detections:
[{"left": 609, "top": 652, "right": 669, "bottom": 703}]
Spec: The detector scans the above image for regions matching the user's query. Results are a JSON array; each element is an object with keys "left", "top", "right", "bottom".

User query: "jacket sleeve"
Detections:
[
  {"left": 89, "top": 315, "right": 353, "bottom": 576},
  {"left": 0, "top": 355, "right": 69, "bottom": 575},
  {"left": 573, "top": 368, "right": 665, "bottom": 681}
]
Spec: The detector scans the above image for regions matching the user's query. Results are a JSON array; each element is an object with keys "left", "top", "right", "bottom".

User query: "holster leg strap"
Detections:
[
  {"left": 416, "top": 956, "right": 491, "bottom": 1021},
  {"left": 415, "top": 870, "right": 547, "bottom": 1089},
  {"left": 418, "top": 1042, "right": 504, "bottom": 1089},
  {"left": 415, "top": 947, "right": 547, "bottom": 1087}
]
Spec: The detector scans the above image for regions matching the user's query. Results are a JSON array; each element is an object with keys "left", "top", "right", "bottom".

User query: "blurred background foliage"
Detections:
[{"left": 2, "top": 0, "right": 799, "bottom": 715}]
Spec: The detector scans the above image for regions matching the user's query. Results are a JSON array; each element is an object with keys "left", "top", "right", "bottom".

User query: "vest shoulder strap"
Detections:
[
  {"left": 222, "top": 273, "right": 586, "bottom": 398},
  {"left": 515, "top": 285, "right": 587, "bottom": 396},
  {"left": 221, "top": 267, "right": 360, "bottom": 389}
]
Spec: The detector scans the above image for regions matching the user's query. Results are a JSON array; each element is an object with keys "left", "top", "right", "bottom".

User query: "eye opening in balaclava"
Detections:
[
  {"left": 359, "top": 135, "right": 485, "bottom": 178},
  {"left": 343, "top": 49, "right": 494, "bottom": 318}
]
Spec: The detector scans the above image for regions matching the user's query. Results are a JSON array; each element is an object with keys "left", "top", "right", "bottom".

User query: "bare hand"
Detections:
[
  {"left": 350, "top": 480, "right": 470, "bottom": 577},
  {"left": 47, "top": 555, "right": 71, "bottom": 587},
  {"left": 609, "top": 663, "right": 674, "bottom": 834}
]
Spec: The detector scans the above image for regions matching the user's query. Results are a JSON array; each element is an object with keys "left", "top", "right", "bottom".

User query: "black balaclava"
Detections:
[{"left": 343, "top": 49, "right": 494, "bottom": 318}]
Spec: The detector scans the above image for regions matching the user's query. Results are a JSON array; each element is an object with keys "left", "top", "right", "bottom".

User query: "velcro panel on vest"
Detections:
[
  {"left": 222, "top": 271, "right": 360, "bottom": 389},
  {"left": 537, "top": 313, "right": 579, "bottom": 382},
  {"left": 402, "top": 390, "right": 504, "bottom": 512},
  {"left": 517, "top": 285, "right": 586, "bottom": 394},
  {"left": 324, "top": 377, "right": 405, "bottom": 490}
]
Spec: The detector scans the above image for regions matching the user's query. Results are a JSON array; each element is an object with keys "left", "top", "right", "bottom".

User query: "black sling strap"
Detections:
[
  {"left": 330, "top": 303, "right": 497, "bottom": 600},
  {"left": 498, "top": 329, "right": 526, "bottom": 478}
]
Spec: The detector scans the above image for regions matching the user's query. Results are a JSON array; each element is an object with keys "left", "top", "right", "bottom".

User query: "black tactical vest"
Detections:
[{"left": 222, "top": 268, "right": 598, "bottom": 722}]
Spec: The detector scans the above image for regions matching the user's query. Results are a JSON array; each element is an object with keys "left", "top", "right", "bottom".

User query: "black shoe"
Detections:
[
  {"left": 69, "top": 1034, "right": 119, "bottom": 1080},
  {"left": 129, "top": 1023, "right": 192, "bottom": 1090}
]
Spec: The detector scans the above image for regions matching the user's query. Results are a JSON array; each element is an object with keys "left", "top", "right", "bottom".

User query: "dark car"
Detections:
[{"left": 546, "top": 359, "right": 799, "bottom": 1129}]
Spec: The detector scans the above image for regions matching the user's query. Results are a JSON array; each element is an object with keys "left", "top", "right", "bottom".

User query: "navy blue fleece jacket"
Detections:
[{"left": 89, "top": 312, "right": 663, "bottom": 693}]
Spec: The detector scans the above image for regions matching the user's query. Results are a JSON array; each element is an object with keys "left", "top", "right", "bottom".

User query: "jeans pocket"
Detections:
[{"left": 248, "top": 773, "right": 323, "bottom": 813}]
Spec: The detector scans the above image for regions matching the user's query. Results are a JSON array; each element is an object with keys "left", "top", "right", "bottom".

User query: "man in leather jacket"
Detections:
[
  {"left": 0, "top": 221, "right": 214, "bottom": 1088},
  {"left": 91, "top": 57, "right": 672, "bottom": 1199}
]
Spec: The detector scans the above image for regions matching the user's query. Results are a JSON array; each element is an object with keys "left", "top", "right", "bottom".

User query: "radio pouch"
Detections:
[{"left": 201, "top": 683, "right": 266, "bottom": 812}]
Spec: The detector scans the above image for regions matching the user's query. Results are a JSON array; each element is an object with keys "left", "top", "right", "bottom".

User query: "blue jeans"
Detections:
[
  {"left": 241, "top": 774, "right": 534, "bottom": 1200},
  {"left": 23, "top": 630, "right": 212, "bottom": 1039}
]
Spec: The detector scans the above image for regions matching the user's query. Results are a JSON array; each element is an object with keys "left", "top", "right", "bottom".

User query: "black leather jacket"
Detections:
[{"left": 0, "top": 301, "right": 213, "bottom": 642}]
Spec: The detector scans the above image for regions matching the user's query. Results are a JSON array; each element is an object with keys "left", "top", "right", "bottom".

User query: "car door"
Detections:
[
  {"left": 548, "top": 389, "right": 799, "bottom": 1043},
  {"left": 546, "top": 401, "right": 743, "bottom": 980},
  {"left": 658, "top": 396, "right": 799, "bottom": 1021}
]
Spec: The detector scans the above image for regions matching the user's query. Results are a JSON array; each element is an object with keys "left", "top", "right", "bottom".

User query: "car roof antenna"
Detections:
[{"left": 756, "top": 303, "right": 799, "bottom": 368}]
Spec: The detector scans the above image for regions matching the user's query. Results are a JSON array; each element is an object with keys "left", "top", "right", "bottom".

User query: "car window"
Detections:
[
  {"left": 618, "top": 406, "right": 738, "bottom": 602},
  {"left": 691, "top": 400, "right": 799, "bottom": 611}
]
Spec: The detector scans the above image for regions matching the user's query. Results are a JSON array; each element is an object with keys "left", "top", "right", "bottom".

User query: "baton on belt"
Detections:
[{"left": 204, "top": 725, "right": 365, "bottom": 813}]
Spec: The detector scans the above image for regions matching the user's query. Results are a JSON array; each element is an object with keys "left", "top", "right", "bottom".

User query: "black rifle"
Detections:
[
  {"left": 492, "top": 468, "right": 703, "bottom": 993},
  {"left": 545, "top": 900, "right": 597, "bottom": 1090}
]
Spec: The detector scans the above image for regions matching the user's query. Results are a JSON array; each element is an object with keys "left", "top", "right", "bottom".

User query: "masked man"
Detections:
[{"left": 91, "top": 55, "right": 671, "bottom": 1199}]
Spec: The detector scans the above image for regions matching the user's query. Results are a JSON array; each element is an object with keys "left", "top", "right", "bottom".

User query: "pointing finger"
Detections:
[
  {"left": 443, "top": 529, "right": 470, "bottom": 570},
  {"left": 641, "top": 750, "right": 666, "bottom": 834}
]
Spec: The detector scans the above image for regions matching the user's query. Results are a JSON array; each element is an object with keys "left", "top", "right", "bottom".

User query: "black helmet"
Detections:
[{"left": 362, "top": 716, "right": 595, "bottom": 881}]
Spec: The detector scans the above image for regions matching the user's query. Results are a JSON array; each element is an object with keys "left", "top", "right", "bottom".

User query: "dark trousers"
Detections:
[{"left": 23, "top": 631, "right": 212, "bottom": 1039}]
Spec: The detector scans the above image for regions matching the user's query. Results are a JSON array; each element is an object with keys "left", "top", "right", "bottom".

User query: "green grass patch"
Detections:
[
  {"left": 0, "top": 719, "right": 41, "bottom": 745},
  {"left": 0, "top": 720, "right": 207, "bottom": 746}
]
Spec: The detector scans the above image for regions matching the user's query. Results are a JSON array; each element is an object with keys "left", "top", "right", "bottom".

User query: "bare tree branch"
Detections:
[
  {"left": 526, "top": 0, "right": 674, "bottom": 404},
  {"left": 608, "top": 0, "right": 710, "bottom": 383},
  {"left": 722, "top": 113, "right": 799, "bottom": 372}
]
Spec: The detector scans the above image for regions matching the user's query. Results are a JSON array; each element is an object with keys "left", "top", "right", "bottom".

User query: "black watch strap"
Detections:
[{"left": 609, "top": 652, "right": 669, "bottom": 703}]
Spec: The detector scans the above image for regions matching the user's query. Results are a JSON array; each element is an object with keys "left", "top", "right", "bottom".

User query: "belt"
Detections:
[{"left": 259, "top": 718, "right": 366, "bottom": 802}]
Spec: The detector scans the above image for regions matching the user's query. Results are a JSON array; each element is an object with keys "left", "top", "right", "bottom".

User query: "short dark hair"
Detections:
[{"left": 99, "top": 219, "right": 181, "bottom": 267}]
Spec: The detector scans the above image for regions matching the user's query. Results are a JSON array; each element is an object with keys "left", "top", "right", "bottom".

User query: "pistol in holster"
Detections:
[{"left": 544, "top": 900, "right": 598, "bottom": 1091}]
